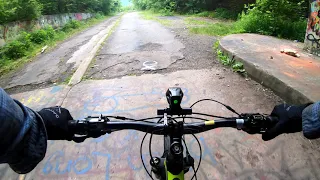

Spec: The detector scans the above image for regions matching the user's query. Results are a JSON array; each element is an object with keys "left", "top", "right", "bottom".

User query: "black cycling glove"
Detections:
[
  {"left": 262, "top": 103, "right": 311, "bottom": 141},
  {"left": 38, "top": 106, "right": 74, "bottom": 141}
]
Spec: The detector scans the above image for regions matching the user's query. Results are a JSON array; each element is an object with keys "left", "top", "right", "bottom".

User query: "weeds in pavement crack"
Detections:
[{"left": 213, "top": 41, "right": 246, "bottom": 76}]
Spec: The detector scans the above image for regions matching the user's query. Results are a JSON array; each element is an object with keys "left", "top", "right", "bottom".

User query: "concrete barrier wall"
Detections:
[
  {"left": 0, "top": 13, "right": 93, "bottom": 47},
  {"left": 305, "top": 0, "right": 320, "bottom": 56}
]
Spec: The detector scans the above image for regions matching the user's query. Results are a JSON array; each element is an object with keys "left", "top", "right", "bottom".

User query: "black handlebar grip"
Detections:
[
  {"left": 68, "top": 120, "right": 77, "bottom": 131},
  {"left": 266, "top": 116, "right": 279, "bottom": 128},
  {"left": 68, "top": 120, "right": 87, "bottom": 135}
]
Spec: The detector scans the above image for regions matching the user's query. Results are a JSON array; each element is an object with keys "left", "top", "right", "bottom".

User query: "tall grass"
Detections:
[
  {"left": 140, "top": 11, "right": 172, "bottom": 26},
  {"left": 189, "top": 22, "right": 242, "bottom": 36}
]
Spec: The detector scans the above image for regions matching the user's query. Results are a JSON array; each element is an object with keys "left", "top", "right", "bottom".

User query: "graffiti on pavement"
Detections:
[
  {"left": 13, "top": 86, "right": 320, "bottom": 180},
  {"left": 68, "top": 86, "right": 190, "bottom": 119}
]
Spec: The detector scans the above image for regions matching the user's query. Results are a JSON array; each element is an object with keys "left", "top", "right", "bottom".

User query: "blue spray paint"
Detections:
[{"left": 92, "top": 152, "right": 111, "bottom": 180}]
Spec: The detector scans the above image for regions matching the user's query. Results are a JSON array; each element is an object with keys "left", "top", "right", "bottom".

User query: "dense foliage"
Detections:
[
  {"left": 132, "top": 0, "right": 255, "bottom": 14},
  {"left": 39, "top": 0, "right": 121, "bottom": 15},
  {"left": 135, "top": 0, "right": 308, "bottom": 41},
  {"left": 236, "top": 0, "right": 308, "bottom": 41},
  {"left": 0, "top": 20, "right": 81, "bottom": 60},
  {"left": 0, "top": 0, "right": 121, "bottom": 24},
  {"left": 0, "top": 0, "right": 42, "bottom": 24}
]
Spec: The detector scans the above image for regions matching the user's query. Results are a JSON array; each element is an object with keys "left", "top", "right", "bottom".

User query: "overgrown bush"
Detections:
[
  {"left": 236, "top": 0, "right": 308, "bottom": 41},
  {"left": 0, "top": 19, "right": 86, "bottom": 61},
  {"left": 30, "top": 29, "right": 49, "bottom": 44},
  {"left": 43, "top": 26, "right": 56, "bottom": 39},
  {"left": 17, "top": 32, "right": 32, "bottom": 49},
  {"left": 95, "top": 13, "right": 105, "bottom": 19},
  {"left": 70, "top": 20, "right": 82, "bottom": 28},
  {"left": 2, "top": 40, "right": 28, "bottom": 59},
  {"left": 62, "top": 20, "right": 82, "bottom": 32}
]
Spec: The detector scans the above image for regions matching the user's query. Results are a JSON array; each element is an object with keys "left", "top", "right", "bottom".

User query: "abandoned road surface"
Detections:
[
  {"left": 86, "top": 12, "right": 185, "bottom": 79},
  {"left": 0, "top": 16, "right": 120, "bottom": 93},
  {"left": 1, "top": 12, "right": 320, "bottom": 180}
]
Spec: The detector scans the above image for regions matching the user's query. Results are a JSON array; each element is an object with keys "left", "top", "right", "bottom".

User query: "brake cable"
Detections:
[
  {"left": 134, "top": 116, "right": 164, "bottom": 122},
  {"left": 182, "top": 98, "right": 237, "bottom": 179},
  {"left": 189, "top": 112, "right": 231, "bottom": 119},
  {"left": 190, "top": 134, "right": 201, "bottom": 180},
  {"left": 148, "top": 118, "right": 164, "bottom": 168},
  {"left": 141, "top": 117, "right": 165, "bottom": 180},
  {"left": 181, "top": 137, "right": 199, "bottom": 180},
  {"left": 140, "top": 130, "right": 155, "bottom": 180},
  {"left": 190, "top": 99, "right": 240, "bottom": 116}
]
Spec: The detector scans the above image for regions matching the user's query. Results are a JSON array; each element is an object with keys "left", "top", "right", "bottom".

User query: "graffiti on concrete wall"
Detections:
[
  {"left": 0, "top": 13, "right": 93, "bottom": 46},
  {"left": 305, "top": 0, "right": 320, "bottom": 55}
]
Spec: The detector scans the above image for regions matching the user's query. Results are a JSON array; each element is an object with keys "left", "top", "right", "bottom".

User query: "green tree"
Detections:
[
  {"left": 186, "top": 0, "right": 205, "bottom": 13},
  {"left": 0, "top": 0, "right": 19, "bottom": 24},
  {"left": 39, "top": 0, "right": 121, "bottom": 15},
  {"left": 16, "top": 0, "right": 42, "bottom": 21},
  {"left": 0, "top": 0, "right": 41, "bottom": 24},
  {"left": 0, "top": 0, "right": 121, "bottom": 24}
]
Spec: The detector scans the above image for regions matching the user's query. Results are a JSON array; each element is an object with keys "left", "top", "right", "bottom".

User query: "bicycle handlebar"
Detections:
[
  {"left": 68, "top": 114, "right": 278, "bottom": 142},
  {"left": 66, "top": 89, "right": 280, "bottom": 179},
  {"left": 69, "top": 119, "right": 236, "bottom": 134}
]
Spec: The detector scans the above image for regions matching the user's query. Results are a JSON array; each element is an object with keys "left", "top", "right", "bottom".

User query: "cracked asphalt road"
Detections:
[
  {"left": 85, "top": 12, "right": 217, "bottom": 79},
  {"left": 0, "top": 16, "right": 119, "bottom": 93}
]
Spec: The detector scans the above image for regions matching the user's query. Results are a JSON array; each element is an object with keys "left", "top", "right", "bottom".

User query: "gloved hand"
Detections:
[
  {"left": 38, "top": 106, "right": 74, "bottom": 141},
  {"left": 262, "top": 103, "right": 311, "bottom": 141}
]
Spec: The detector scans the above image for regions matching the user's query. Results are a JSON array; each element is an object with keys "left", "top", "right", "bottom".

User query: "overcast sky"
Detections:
[{"left": 121, "top": 0, "right": 132, "bottom": 6}]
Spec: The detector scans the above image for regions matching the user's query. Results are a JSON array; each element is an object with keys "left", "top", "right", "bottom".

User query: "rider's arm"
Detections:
[
  {"left": 0, "top": 88, "right": 47, "bottom": 174},
  {"left": 302, "top": 101, "right": 320, "bottom": 139},
  {"left": 262, "top": 102, "right": 320, "bottom": 141},
  {"left": 0, "top": 88, "right": 100, "bottom": 174}
]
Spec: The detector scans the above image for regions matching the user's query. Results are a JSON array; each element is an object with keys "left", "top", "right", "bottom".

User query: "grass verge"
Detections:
[
  {"left": 184, "top": 17, "right": 211, "bottom": 25},
  {"left": 185, "top": 16, "right": 243, "bottom": 36},
  {"left": 139, "top": 11, "right": 172, "bottom": 26},
  {"left": 0, "top": 15, "right": 112, "bottom": 77},
  {"left": 189, "top": 22, "right": 241, "bottom": 36}
]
